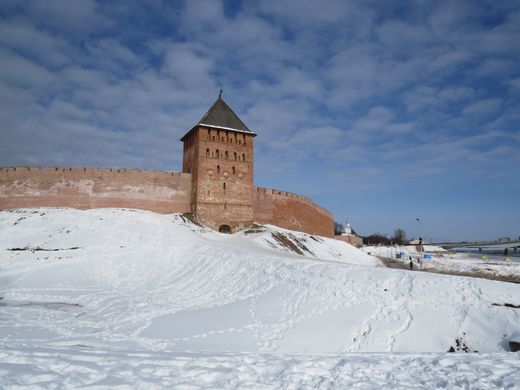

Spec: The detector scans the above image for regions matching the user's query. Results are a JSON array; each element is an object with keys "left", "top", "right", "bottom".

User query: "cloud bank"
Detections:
[{"left": 0, "top": 0, "right": 519, "bottom": 240}]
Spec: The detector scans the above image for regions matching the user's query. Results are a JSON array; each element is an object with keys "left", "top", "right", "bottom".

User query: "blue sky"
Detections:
[{"left": 1, "top": 0, "right": 519, "bottom": 241}]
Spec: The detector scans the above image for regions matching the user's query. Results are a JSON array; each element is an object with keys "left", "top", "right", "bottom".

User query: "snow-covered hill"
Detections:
[{"left": 1, "top": 208, "right": 519, "bottom": 388}]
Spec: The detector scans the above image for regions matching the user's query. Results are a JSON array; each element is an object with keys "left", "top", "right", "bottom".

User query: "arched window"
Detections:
[
  {"left": 242, "top": 153, "right": 246, "bottom": 161},
  {"left": 232, "top": 166, "right": 235, "bottom": 174},
  {"left": 216, "top": 149, "right": 219, "bottom": 158},
  {"left": 206, "top": 148, "right": 209, "bottom": 157},
  {"left": 225, "top": 151, "right": 229, "bottom": 159},
  {"left": 217, "top": 165, "right": 220, "bottom": 173},
  {"left": 238, "top": 139, "right": 241, "bottom": 144},
  {"left": 234, "top": 152, "right": 237, "bottom": 160}
]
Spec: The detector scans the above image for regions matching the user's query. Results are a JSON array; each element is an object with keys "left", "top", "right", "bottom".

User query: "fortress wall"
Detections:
[
  {"left": 335, "top": 234, "right": 363, "bottom": 248},
  {"left": 253, "top": 186, "right": 334, "bottom": 237},
  {"left": 0, "top": 167, "right": 192, "bottom": 213}
]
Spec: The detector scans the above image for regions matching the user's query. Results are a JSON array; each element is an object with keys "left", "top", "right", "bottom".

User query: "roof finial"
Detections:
[{"left": 219, "top": 89, "right": 222, "bottom": 98}]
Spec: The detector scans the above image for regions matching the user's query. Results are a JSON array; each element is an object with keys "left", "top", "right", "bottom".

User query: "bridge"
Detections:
[
  {"left": 433, "top": 240, "right": 520, "bottom": 257},
  {"left": 437, "top": 240, "right": 520, "bottom": 250}
]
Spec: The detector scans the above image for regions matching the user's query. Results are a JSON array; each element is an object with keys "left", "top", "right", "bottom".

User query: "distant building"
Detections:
[{"left": 335, "top": 220, "right": 363, "bottom": 247}]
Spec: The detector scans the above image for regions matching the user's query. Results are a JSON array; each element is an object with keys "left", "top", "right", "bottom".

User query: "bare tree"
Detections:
[
  {"left": 364, "top": 233, "right": 391, "bottom": 245},
  {"left": 334, "top": 222, "right": 344, "bottom": 236},
  {"left": 393, "top": 228, "right": 407, "bottom": 245}
]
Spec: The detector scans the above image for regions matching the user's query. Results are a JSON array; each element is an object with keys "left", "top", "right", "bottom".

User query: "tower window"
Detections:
[
  {"left": 206, "top": 148, "right": 209, "bottom": 157},
  {"left": 232, "top": 166, "right": 235, "bottom": 174},
  {"left": 217, "top": 165, "right": 220, "bottom": 173},
  {"left": 234, "top": 152, "right": 237, "bottom": 160},
  {"left": 238, "top": 139, "right": 241, "bottom": 144},
  {"left": 225, "top": 151, "right": 229, "bottom": 159},
  {"left": 216, "top": 149, "right": 219, "bottom": 158},
  {"left": 223, "top": 182, "right": 226, "bottom": 190},
  {"left": 242, "top": 153, "right": 246, "bottom": 161}
]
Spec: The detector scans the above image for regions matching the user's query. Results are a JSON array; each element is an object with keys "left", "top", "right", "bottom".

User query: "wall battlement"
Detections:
[
  {"left": 253, "top": 186, "right": 334, "bottom": 237},
  {"left": 0, "top": 166, "right": 191, "bottom": 178},
  {"left": 254, "top": 186, "right": 332, "bottom": 217}
]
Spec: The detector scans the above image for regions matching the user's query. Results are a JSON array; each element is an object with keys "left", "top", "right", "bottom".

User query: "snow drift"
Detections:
[{"left": 1, "top": 208, "right": 519, "bottom": 387}]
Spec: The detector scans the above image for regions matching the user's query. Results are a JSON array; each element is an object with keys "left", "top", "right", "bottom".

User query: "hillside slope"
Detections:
[{"left": 1, "top": 208, "right": 519, "bottom": 387}]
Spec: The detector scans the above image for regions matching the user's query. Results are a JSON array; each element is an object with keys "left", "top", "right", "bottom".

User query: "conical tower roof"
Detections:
[{"left": 181, "top": 94, "right": 256, "bottom": 140}]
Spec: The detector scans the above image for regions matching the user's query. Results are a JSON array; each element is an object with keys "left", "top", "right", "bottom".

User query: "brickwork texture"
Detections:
[{"left": 0, "top": 167, "right": 191, "bottom": 213}]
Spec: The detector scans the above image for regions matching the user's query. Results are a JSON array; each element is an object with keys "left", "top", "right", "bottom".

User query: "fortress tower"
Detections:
[{"left": 181, "top": 94, "right": 256, "bottom": 233}]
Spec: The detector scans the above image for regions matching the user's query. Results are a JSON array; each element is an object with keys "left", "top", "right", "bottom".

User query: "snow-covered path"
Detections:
[{"left": 1, "top": 208, "right": 519, "bottom": 387}]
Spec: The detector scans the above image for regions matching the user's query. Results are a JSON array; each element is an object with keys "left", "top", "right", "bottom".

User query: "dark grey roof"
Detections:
[{"left": 181, "top": 95, "right": 255, "bottom": 140}]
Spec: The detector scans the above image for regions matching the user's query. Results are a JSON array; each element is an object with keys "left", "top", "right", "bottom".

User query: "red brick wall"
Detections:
[
  {"left": 335, "top": 235, "right": 363, "bottom": 247},
  {"left": 0, "top": 167, "right": 191, "bottom": 213},
  {"left": 253, "top": 186, "right": 334, "bottom": 237},
  {"left": 0, "top": 167, "right": 335, "bottom": 238}
]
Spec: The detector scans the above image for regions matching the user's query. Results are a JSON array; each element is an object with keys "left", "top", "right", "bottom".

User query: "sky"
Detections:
[{"left": 0, "top": 0, "right": 519, "bottom": 242}]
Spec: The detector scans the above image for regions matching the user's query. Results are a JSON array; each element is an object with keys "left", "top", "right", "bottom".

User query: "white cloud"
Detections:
[
  {"left": 462, "top": 98, "right": 502, "bottom": 117},
  {"left": 0, "top": 0, "right": 518, "bottom": 207}
]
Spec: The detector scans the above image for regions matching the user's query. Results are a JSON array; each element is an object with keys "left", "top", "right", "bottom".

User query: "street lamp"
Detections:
[{"left": 416, "top": 217, "right": 423, "bottom": 256}]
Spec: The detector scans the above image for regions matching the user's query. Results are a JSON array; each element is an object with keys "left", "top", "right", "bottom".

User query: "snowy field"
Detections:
[
  {"left": 363, "top": 244, "right": 520, "bottom": 280},
  {"left": 1, "top": 208, "right": 519, "bottom": 388}
]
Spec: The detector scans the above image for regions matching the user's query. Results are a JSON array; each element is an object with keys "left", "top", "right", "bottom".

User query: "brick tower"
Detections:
[{"left": 181, "top": 94, "right": 256, "bottom": 233}]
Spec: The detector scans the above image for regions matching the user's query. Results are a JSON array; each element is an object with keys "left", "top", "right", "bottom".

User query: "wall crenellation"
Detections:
[
  {"left": 0, "top": 166, "right": 190, "bottom": 178},
  {"left": 254, "top": 186, "right": 331, "bottom": 217}
]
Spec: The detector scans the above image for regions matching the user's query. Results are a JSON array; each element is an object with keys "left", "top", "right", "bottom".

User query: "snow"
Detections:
[
  {"left": 1, "top": 208, "right": 520, "bottom": 388},
  {"left": 1, "top": 347, "right": 519, "bottom": 389},
  {"left": 362, "top": 245, "right": 520, "bottom": 279}
]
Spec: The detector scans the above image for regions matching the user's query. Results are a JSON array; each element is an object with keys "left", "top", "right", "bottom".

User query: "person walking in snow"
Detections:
[{"left": 409, "top": 259, "right": 413, "bottom": 270}]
